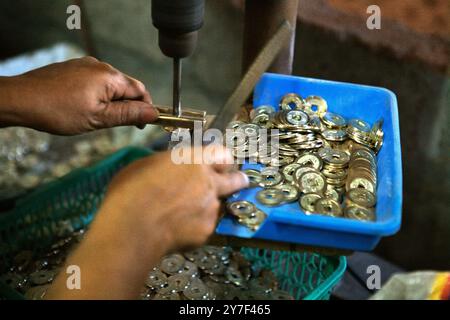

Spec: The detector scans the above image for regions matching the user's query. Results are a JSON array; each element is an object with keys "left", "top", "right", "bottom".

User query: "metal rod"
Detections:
[
  {"left": 242, "top": 0, "right": 299, "bottom": 76},
  {"left": 173, "top": 58, "right": 182, "bottom": 116}
]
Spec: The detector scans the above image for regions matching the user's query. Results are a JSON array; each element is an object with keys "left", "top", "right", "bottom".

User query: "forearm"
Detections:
[
  {"left": 45, "top": 206, "right": 169, "bottom": 300},
  {"left": 0, "top": 76, "right": 26, "bottom": 127}
]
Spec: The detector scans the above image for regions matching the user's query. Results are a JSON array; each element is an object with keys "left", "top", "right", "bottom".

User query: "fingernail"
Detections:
[
  {"left": 238, "top": 171, "right": 250, "bottom": 187},
  {"left": 152, "top": 104, "right": 160, "bottom": 118}
]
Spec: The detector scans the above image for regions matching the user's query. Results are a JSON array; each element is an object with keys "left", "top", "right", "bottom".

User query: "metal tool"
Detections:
[
  {"left": 209, "top": 21, "right": 293, "bottom": 132},
  {"left": 152, "top": 0, "right": 205, "bottom": 117},
  {"left": 152, "top": 105, "right": 206, "bottom": 130}
]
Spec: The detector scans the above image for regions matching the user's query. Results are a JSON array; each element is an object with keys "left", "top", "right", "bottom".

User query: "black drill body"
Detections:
[{"left": 151, "top": 0, "right": 205, "bottom": 116}]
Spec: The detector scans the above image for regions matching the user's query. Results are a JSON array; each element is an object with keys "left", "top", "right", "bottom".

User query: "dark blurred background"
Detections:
[{"left": 0, "top": 0, "right": 448, "bottom": 270}]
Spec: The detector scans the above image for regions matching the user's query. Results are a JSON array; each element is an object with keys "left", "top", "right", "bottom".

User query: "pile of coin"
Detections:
[
  {"left": 0, "top": 125, "right": 164, "bottom": 201},
  {"left": 0, "top": 228, "right": 85, "bottom": 300},
  {"left": 142, "top": 247, "right": 293, "bottom": 300},
  {"left": 0, "top": 127, "right": 119, "bottom": 200},
  {"left": 226, "top": 93, "right": 383, "bottom": 225},
  {"left": 1, "top": 229, "right": 293, "bottom": 300}
]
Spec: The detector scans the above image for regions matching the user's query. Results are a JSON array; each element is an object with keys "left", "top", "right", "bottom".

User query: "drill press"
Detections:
[{"left": 151, "top": 0, "right": 205, "bottom": 119}]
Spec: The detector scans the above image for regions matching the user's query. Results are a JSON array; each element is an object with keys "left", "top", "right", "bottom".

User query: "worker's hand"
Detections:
[
  {"left": 46, "top": 146, "right": 248, "bottom": 299},
  {"left": 93, "top": 145, "right": 249, "bottom": 255},
  {"left": 3, "top": 56, "right": 158, "bottom": 135}
]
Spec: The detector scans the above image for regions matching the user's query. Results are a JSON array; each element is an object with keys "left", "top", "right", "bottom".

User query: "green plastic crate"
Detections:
[{"left": 0, "top": 146, "right": 345, "bottom": 300}]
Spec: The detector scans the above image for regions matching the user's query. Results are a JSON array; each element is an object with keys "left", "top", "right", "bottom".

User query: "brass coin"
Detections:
[
  {"left": 322, "top": 149, "right": 350, "bottom": 167},
  {"left": 347, "top": 188, "right": 376, "bottom": 208},
  {"left": 261, "top": 166, "right": 280, "bottom": 175},
  {"left": 321, "top": 129, "right": 348, "bottom": 142},
  {"left": 250, "top": 105, "right": 275, "bottom": 119},
  {"left": 167, "top": 274, "right": 190, "bottom": 291},
  {"left": 280, "top": 93, "right": 305, "bottom": 111},
  {"left": 324, "top": 187, "right": 340, "bottom": 202},
  {"left": 299, "top": 193, "right": 322, "bottom": 214},
  {"left": 348, "top": 119, "right": 371, "bottom": 133},
  {"left": 320, "top": 112, "right": 347, "bottom": 129},
  {"left": 351, "top": 148, "right": 376, "bottom": 164},
  {"left": 183, "top": 278, "right": 209, "bottom": 300},
  {"left": 240, "top": 123, "right": 260, "bottom": 137},
  {"left": 243, "top": 169, "right": 262, "bottom": 188},
  {"left": 296, "top": 153, "right": 322, "bottom": 170},
  {"left": 226, "top": 120, "right": 245, "bottom": 130},
  {"left": 160, "top": 254, "right": 186, "bottom": 275},
  {"left": 238, "top": 209, "right": 267, "bottom": 230},
  {"left": 286, "top": 110, "right": 309, "bottom": 126},
  {"left": 304, "top": 96, "right": 328, "bottom": 116},
  {"left": 146, "top": 270, "right": 168, "bottom": 289},
  {"left": 179, "top": 261, "right": 199, "bottom": 277},
  {"left": 29, "top": 270, "right": 55, "bottom": 285},
  {"left": 322, "top": 167, "right": 347, "bottom": 180},
  {"left": 317, "top": 147, "right": 332, "bottom": 159},
  {"left": 259, "top": 171, "right": 283, "bottom": 187},
  {"left": 294, "top": 166, "right": 318, "bottom": 184},
  {"left": 227, "top": 201, "right": 256, "bottom": 218},
  {"left": 298, "top": 171, "right": 327, "bottom": 194},
  {"left": 184, "top": 248, "right": 206, "bottom": 262},
  {"left": 275, "top": 183, "right": 300, "bottom": 203},
  {"left": 314, "top": 198, "right": 343, "bottom": 217},
  {"left": 256, "top": 188, "right": 284, "bottom": 206},
  {"left": 281, "top": 163, "right": 302, "bottom": 183},
  {"left": 348, "top": 177, "right": 375, "bottom": 193},
  {"left": 344, "top": 205, "right": 376, "bottom": 222},
  {"left": 225, "top": 267, "right": 244, "bottom": 287},
  {"left": 252, "top": 113, "right": 270, "bottom": 127}
]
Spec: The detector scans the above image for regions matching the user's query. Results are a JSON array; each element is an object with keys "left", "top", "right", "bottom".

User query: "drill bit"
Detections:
[{"left": 173, "top": 58, "right": 182, "bottom": 117}]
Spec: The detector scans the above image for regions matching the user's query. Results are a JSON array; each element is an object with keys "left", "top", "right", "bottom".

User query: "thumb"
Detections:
[
  {"left": 215, "top": 171, "right": 249, "bottom": 197},
  {"left": 101, "top": 100, "right": 159, "bottom": 128}
]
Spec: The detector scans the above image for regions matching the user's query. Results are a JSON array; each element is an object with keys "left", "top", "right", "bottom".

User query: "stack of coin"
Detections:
[
  {"left": 369, "top": 119, "right": 384, "bottom": 153},
  {"left": 250, "top": 105, "right": 275, "bottom": 128},
  {"left": 343, "top": 146, "right": 377, "bottom": 221},
  {"left": 320, "top": 112, "right": 347, "bottom": 129},
  {"left": 318, "top": 148, "right": 349, "bottom": 189},
  {"left": 347, "top": 119, "right": 384, "bottom": 153},
  {"left": 227, "top": 121, "right": 259, "bottom": 162},
  {"left": 346, "top": 119, "right": 371, "bottom": 145},
  {"left": 226, "top": 201, "right": 267, "bottom": 231},
  {"left": 272, "top": 110, "right": 309, "bottom": 130},
  {"left": 346, "top": 146, "right": 377, "bottom": 194}
]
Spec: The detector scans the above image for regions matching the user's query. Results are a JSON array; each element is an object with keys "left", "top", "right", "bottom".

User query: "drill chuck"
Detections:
[{"left": 152, "top": 0, "right": 205, "bottom": 58}]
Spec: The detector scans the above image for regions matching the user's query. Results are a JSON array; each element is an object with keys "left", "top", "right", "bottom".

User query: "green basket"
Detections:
[{"left": 0, "top": 147, "right": 345, "bottom": 300}]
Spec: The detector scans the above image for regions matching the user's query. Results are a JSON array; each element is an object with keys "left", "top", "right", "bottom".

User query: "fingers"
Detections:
[
  {"left": 201, "top": 145, "right": 236, "bottom": 173},
  {"left": 204, "top": 146, "right": 248, "bottom": 196},
  {"left": 124, "top": 75, "right": 153, "bottom": 104},
  {"left": 91, "top": 58, "right": 152, "bottom": 104},
  {"left": 95, "top": 64, "right": 156, "bottom": 128},
  {"left": 214, "top": 171, "right": 249, "bottom": 197},
  {"left": 170, "top": 145, "right": 247, "bottom": 196},
  {"left": 101, "top": 100, "right": 159, "bottom": 128}
]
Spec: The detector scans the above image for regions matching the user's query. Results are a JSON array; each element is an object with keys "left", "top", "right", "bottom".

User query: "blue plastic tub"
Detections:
[{"left": 218, "top": 73, "right": 402, "bottom": 251}]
